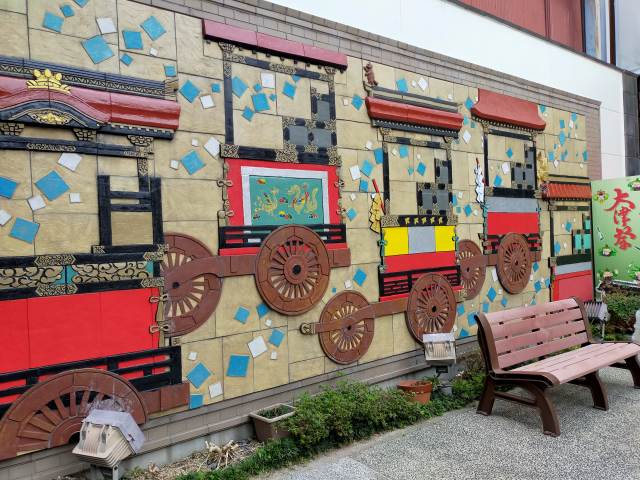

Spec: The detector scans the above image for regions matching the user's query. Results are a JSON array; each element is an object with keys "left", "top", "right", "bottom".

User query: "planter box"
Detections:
[
  {"left": 249, "top": 403, "right": 296, "bottom": 442},
  {"left": 397, "top": 380, "right": 433, "bottom": 404}
]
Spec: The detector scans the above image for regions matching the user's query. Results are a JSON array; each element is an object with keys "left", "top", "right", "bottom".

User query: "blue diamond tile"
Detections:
[
  {"left": 73, "top": 0, "right": 88, "bottom": 6},
  {"left": 493, "top": 175, "right": 503, "bottom": 187},
  {"left": 464, "top": 204, "right": 472, "bottom": 217},
  {"left": 416, "top": 162, "right": 426, "bottom": 176},
  {"left": 234, "top": 306, "right": 250, "bottom": 323},
  {"left": 60, "top": 5, "right": 74, "bottom": 17},
  {"left": 120, "top": 53, "right": 133, "bottom": 66},
  {"left": 565, "top": 221, "right": 572, "bottom": 232},
  {"left": 187, "top": 362, "right": 211, "bottom": 388},
  {"left": 559, "top": 131, "right": 566, "bottom": 146},
  {"left": 482, "top": 302, "right": 489, "bottom": 313},
  {"left": 35, "top": 171, "right": 69, "bottom": 200},
  {"left": 269, "top": 93, "right": 277, "bottom": 101},
  {"left": 227, "top": 355, "right": 250, "bottom": 377},
  {"left": 332, "top": 287, "right": 337, "bottom": 293},
  {"left": 43, "top": 11, "right": 64, "bottom": 32},
  {"left": 539, "top": 105, "right": 546, "bottom": 113},
  {"left": 353, "top": 268, "right": 367, "bottom": 286},
  {"left": 571, "top": 112, "right": 577, "bottom": 122},
  {"left": 256, "top": 303, "right": 269, "bottom": 318},
  {"left": 351, "top": 94, "right": 363, "bottom": 110},
  {"left": 141, "top": 16, "right": 166, "bottom": 40},
  {"left": 399, "top": 145, "right": 409, "bottom": 158},
  {"left": 253, "top": 83, "right": 262, "bottom": 92},
  {"left": 554, "top": 241, "right": 561, "bottom": 255},
  {"left": 291, "top": 74, "right": 300, "bottom": 83},
  {"left": 559, "top": 119, "right": 565, "bottom": 129},
  {"left": 282, "top": 81, "right": 296, "bottom": 99},
  {"left": 501, "top": 297, "right": 508, "bottom": 308},
  {"left": 407, "top": 168, "right": 414, "bottom": 175},
  {"left": 252, "top": 93, "right": 270, "bottom": 112},
  {"left": 465, "top": 97, "right": 474, "bottom": 110},
  {"left": 457, "top": 304, "right": 465, "bottom": 315},
  {"left": 179, "top": 80, "right": 200, "bottom": 103},
  {"left": 459, "top": 328, "right": 469, "bottom": 338},
  {"left": 487, "top": 287, "right": 497, "bottom": 302},
  {"left": 533, "top": 262, "right": 539, "bottom": 272},
  {"left": 359, "top": 179, "right": 369, "bottom": 192},
  {"left": 396, "top": 78, "right": 408, "bottom": 92},
  {"left": 583, "top": 150, "right": 588, "bottom": 161},
  {"left": 211, "top": 83, "right": 221, "bottom": 93},
  {"left": 463, "top": 115, "right": 469, "bottom": 125},
  {"left": 242, "top": 107, "right": 254, "bottom": 121},
  {"left": 82, "top": 35, "right": 114, "bottom": 64},
  {"left": 122, "top": 30, "right": 143, "bottom": 50},
  {"left": 164, "top": 65, "right": 176, "bottom": 77},
  {"left": 181, "top": 150, "right": 205, "bottom": 175},
  {"left": 0, "top": 177, "right": 18, "bottom": 199},
  {"left": 10, "top": 218, "right": 39, "bottom": 244},
  {"left": 548, "top": 151, "right": 555, "bottom": 161},
  {"left": 374, "top": 148, "right": 384, "bottom": 164},
  {"left": 189, "top": 394, "right": 203, "bottom": 409},
  {"left": 269, "top": 329, "right": 285, "bottom": 347},
  {"left": 467, "top": 313, "right": 477, "bottom": 326},
  {"left": 506, "top": 148, "right": 513, "bottom": 158},
  {"left": 346, "top": 208, "right": 357, "bottom": 221},
  {"left": 545, "top": 277, "right": 550, "bottom": 288},
  {"left": 534, "top": 280, "right": 542, "bottom": 293},
  {"left": 360, "top": 159, "right": 373, "bottom": 177}
]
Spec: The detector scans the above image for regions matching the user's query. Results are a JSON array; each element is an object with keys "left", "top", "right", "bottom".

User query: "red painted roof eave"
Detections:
[
  {"left": 0, "top": 75, "right": 180, "bottom": 131},
  {"left": 471, "top": 88, "right": 546, "bottom": 130},
  {"left": 542, "top": 183, "right": 592, "bottom": 200},
  {"left": 202, "top": 19, "right": 348, "bottom": 69},
  {"left": 365, "top": 96, "right": 463, "bottom": 131}
]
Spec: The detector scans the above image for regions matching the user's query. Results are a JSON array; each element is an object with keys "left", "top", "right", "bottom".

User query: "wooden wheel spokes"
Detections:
[
  {"left": 456, "top": 240, "right": 486, "bottom": 300},
  {"left": 406, "top": 273, "right": 456, "bottom": 342},
  {"left": 319, "top": 291, "right": 375, "bottom": 364},
  {"left": 0, "top": 369, "right": 147, "bottom": 460},
  {"left": 497, "top": 233, "right": 532, "bottom": 294},
  {"left": 256, "top": 226, "right": 330, "bottom": 315},
  {"left": 162, "top": 233, "right": 222, "bottom": 337}
]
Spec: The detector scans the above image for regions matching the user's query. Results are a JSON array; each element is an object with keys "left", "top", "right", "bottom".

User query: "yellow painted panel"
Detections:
[
  {"left": 434, "top": 226, "right": 455, "bottom": 252},
  {"left": 382, "top": 227, "right": 409, "bottom": 256}
]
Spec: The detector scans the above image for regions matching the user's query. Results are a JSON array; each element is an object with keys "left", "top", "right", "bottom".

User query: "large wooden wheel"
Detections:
[
  {"left": 405, "top": 273, "right": 456, "bottom": 342},
  {"left": 255, "top": 225, "right": 330, "bottom": 315},
  {"left": 318, "top": 291, "right": 375, "bottom": 364},
  {"left": 0, "top": 369, "right": 147, "bottom": 460},
  {"left": 162, "top": 233, "right": 222, "bottom": 336},
  {"left": 497, "top": 233, "right": 532, "bottom": 294},
  {"left": 456, "top": 240, "right": 486, "bottom": 300}
]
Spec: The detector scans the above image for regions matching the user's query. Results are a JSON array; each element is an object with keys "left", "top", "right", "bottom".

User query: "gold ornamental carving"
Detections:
[
  {"left": 27, "top": 69, "right": 71, "bottom": 94},
  {"left": 27, "top": 110, "right": 72, "bottom": 125}
]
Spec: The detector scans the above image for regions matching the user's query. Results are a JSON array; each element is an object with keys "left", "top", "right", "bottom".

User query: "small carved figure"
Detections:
[{"left": 364, "top": 62, "right": 378, "bottom": 86}]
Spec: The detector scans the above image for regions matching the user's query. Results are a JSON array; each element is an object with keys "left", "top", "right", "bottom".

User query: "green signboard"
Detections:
[
  {"left": 248, "top": 175, "right": 324, "bottom": 226},
  {"left": 592, "top": 175, "right": 640, "bottom": 282}
]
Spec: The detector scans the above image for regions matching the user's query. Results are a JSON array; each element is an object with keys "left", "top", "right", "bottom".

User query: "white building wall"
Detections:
[{"left": 273, "top": 0, "right": 626, "bottom": 178}]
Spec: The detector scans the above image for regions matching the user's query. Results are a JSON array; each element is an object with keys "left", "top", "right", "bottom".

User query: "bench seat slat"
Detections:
[
  {"left": 498, "top": 332, "right": 588, "bottom": 369},
  {"left": 485, "top": 298, "right": 579, "bottom": 324},
  {"left": 512, "top": 343, "right": 640, "bottom": 383},
  {"left": 494, "top": 319, "right": 586, "bottom": 355},
  {"left": 491, "top": 307, "right": 584, "bottom": 339}
]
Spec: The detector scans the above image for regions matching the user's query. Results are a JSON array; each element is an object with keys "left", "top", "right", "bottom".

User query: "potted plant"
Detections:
[
  {"left": 249, "top": 403, "right": 296, "bottom": 442},
  {"left": 397, "top": 379, "right": 433, "bottom": 404}
]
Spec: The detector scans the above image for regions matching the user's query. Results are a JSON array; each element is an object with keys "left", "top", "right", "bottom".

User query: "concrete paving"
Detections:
[{"left": 263, "top": 368, "right": 640, "bottom": 480}]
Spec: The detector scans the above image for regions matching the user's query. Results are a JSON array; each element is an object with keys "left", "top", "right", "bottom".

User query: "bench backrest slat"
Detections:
[{"left": 477, "top": 297, "right": 591, "bottom": 371}]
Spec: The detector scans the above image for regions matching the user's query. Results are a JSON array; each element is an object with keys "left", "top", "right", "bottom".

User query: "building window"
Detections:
[{"left": 584, "top": 0, "right": 608, "bottom": 61}]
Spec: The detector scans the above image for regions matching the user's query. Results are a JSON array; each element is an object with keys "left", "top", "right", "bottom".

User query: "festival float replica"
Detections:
[{"left": 0, "top": 2, "right": 593, "bottom": 462}]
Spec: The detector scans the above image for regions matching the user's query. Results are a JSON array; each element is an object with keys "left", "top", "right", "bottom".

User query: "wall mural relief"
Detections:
[{"left": 0, "top": 1, "right": 592, "bottom": 460}]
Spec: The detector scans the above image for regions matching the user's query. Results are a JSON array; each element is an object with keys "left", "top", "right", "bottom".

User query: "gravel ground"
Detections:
[{"left": 262, "top": 368, "right": 640, "bottom": 480}]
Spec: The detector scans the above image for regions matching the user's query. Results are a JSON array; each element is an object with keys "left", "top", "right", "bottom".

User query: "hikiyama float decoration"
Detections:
[
  {"left": 300, "top": 65, "right": 467, "bottom": 364},
  {"left": 159, "top": 21, "right": 351, "bottom": 336},
  {"left": 0, "top": 59, "right": 185, "bottom": 460},
  {"left": 592, "top": 176, "right": 640, "bottom": 285}
]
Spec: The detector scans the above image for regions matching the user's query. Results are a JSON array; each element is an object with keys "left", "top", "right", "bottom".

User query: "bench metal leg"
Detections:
[
  {"left": 476, "top": 376, "right": 496, "bottom": 416},
  {"left": 625, "top": 355, "right": 640, "bottom": 389},
  {"left": 581, "top": 372, "right": 609, "bottom": 410},
  {"left": 521, "top": 383, "right": 560, "bottom": 437}
]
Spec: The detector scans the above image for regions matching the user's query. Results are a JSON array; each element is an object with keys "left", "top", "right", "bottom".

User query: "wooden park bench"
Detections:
[{"left": 475, "top": 297, "right": 640, "bottom": 436}]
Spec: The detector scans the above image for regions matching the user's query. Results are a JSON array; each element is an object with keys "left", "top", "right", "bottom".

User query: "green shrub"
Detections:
[
  {"left": 605, "top": 292, "right": 640, "bottom": 332},
  {"left": 177, "top": 371, "right": 486, "bottom": 480}
]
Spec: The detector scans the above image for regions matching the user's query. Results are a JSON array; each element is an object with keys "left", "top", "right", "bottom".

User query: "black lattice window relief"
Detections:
[
  {"left": 572, "top": 214, "right": 592, "bottom": 254},
  {"left": 97, "top": 175, "right": 163, "bottom": 250},
  {"left": 482, "top": 127, "right": 537, "bottom": 197},
  {"left": 220, "top": 43, "right": 338, "bottom": 165}
]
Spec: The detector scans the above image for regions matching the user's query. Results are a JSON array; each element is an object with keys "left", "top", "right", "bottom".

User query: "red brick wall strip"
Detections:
[
  {"left": 471, "top": 88, "right": 546, "bottom": 130},
  {"left": 365, "top": 96, "right": 464, "bottom": 131},
  {"left": 202, "top": 19, "right": 348, "bottom": 69}
]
